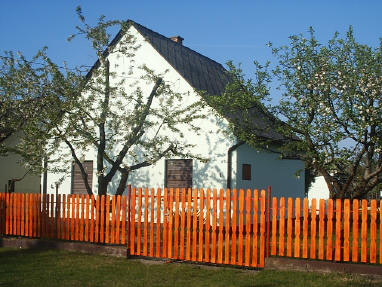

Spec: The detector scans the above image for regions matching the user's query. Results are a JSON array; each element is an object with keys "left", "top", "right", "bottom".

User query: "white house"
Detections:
[
  {"left": 43, "top": 20, "right": 305, "bottom": 199},
  {"left": 0, "top": 131, "right": 41, "bottom": 193}
]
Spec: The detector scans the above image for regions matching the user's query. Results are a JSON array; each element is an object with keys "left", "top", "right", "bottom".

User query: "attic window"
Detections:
[{"left": 242, "top": 164, "right": 251, "bottom": 181}]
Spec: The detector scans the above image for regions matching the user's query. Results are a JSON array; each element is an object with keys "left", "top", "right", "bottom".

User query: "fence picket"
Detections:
[
  {"left": 294, "top": 198, "right": 301, "bottom": 258},
  {"left": 198, "top": 189, "right": 205, "bottom": 262},
  {"left": 279, "top": 197, "right": 285, "bottom": 256},
  {"left": 174, "top": 188, "right": 180, "bottom": 259},
  {"left": 110, "top": 195, "right": 115, "bottom": 244},
  {"left": 33, "top": 194, "right": 38, "bottom": 237},
  {"left": 116, "top": 195, "right": 121, "bottom": 245},
  {"left": 211, "top": 189, "right": 217, "bottom": 263},
  {"left": 361, "top": 199, "right": 368, "bottom": 263},
  {"left": 162, "top": 188, "right": 168, "bottom": 258},
  {"left": 238, "top": 189, "right": 245, "bottom": 265},
  {"left": 149, "top": 189, "right": 155, "bottom": 257},
  {"left": 41, "top": 194, "right": 46, "bottom": 238},
  {"left": 352, "top": 199, "right": 359, "bottom": 262},
  {"left": 218, "top": 189, "right": 224, "bottom": 264},
  {"left": 5, "top": 193, "right": 9, "bottom": 235},
  {"left": 326, "top": 199, "right": 333, "bottom": 260},
  {"left": 259, "top": 189, "right": 266, "bottom": 268},
  {"left": 75, "top": 194, "right": 79, "bottom": 241},
  {"left": 62, "top": 195, "right": 66, "bottom": 240},
  {"left": 100, "top": 195, "right": 105, "bottom": 244},
  {"left": 29, "top": 194, "right": 33, "bottom": 237},
  {"left": 66, "top": 195, "right": 71, "bottom": 241},
  {"left": 180, "top": 188, "right": 186, "bottom": 260},
  {"left": 25, "top": 194, "right": 29, "bottom": 237},
  {"left": 370, "top": 200, "right": 377, "bottom": 264},
  {"left": 121, "top": 195, "right": 127, "bottom": 245},
  {"left": 130, "top": 190, "right": 136, "bottom": 254},
  {"left": 205, "top": 189, "right": 211, "bottom": 262},
  {"left": 142, "top": 190, "right": 148, "bottom": 253},
  {"left": 287, "top": 197, "right": 293, "bottom": 257},
  {"left": 251, "top": 189, "right": 258, "bottom": 267},
  {"left": 57, "top": 194, "right": 61, "bottom": 240},
  {"left": 192, "top": 188, "right": 198, "bottom": 261},
  {"left": 8, "top": 194, "right": 12, "bottom": 235},
  {"left": 224, "top": 189, "right": 231, "bottom": 265},
  {"left": 318, "top": 199, "right": 325, "bottom": 260},
  {"left": 105, "top": 195, "right": 110, "bottom": 244},
  {"left": 37, "top": 194, "right": 41, "bottom": 238},
  {"left": 80, "top": 195, "right": 85, "bottom": 242},
  {"left": 310, "top": 199, "right": 317, "bottom": 259},
  {"left": 231, "top": 189, "right": 237, "bottom": 265},
  {"left": 245, "top": 189, "right": 252, "bottom": 266},
  {"left": 186, "top": 188, "right": 192, "bottom": 261},
  {"left": 11, "top": 193, "right": 15, "bottom": 235},
  {"left": 335, "top": 199, "right": 342, "bottom": 261},
  {"left": 21, "top": 194, "right": 24, "bottom": 236},
  {"left": 136, "top": 190, "right": 142, "bottom": 253},
  {"left": 95, "top": 195, "right": 100, "bottom": 243},
  {"left": 85, "top": 195, "right": 89, "bottom": 242},
  {"left": 70, "top": 195, "right": 75, "bottom": 241},
  {"left": 343, "top": 199, "right": 350, "bottom": 262},
  {"left": 271, "top": 197, "right": 277, "bottom": 256},
  {"left": 168, "top": 188, "right": 174, "bottom": 259},
  {"left": 156, "top": 188, "right": 161, "bottom": 258}
]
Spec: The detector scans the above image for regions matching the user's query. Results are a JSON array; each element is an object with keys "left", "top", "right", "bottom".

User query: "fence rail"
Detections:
[{"left": 0, "top": 189, "right": 381, "bottom": 268}]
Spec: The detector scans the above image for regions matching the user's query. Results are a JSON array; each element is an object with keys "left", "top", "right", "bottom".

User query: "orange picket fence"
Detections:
[
  {"left": 0, "top": 193, "right": 128, "bottom": 244},
  {"left": 0, "top": 189, "right": 381, "bottom": 267},
  {"left": 270, "top": 197, "right": 382, "bottom": 264},
  {"left": 127, "top": 188, "right": 267, "bottom": 267}
]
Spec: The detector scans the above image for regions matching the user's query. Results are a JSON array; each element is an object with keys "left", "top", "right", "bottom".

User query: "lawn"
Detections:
[{"left": 0, "top": 247, "right": 380, "bottom": 287}]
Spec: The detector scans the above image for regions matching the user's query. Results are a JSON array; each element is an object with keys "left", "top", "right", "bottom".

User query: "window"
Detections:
[
  {"left": 71, "top": 160, "right": 93, "bottom": 194},
  {"left": 242, "top": 164, "right": 251, "bottom": 180},
  {"left": 165, "top": 159, "right": 193, "bottom": 190}
]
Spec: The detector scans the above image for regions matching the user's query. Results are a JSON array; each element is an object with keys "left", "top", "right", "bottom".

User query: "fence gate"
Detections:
[{"left": 126, "top": 186, "right": 271, "bottom": 268}]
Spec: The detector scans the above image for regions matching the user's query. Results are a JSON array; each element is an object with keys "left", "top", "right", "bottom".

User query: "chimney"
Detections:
[{"left": 170, "top": 36, "right": 184, "bottom": 45}]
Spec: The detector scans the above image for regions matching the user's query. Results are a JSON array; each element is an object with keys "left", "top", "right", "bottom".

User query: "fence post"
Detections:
[
  {"left": 126, "top": 184, "right": 131, "bottom": 256},
  {"left": 265, "top": 186, "right": 271, "bottom": 258}
]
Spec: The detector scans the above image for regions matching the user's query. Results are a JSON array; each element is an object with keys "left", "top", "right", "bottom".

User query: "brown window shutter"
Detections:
[{"left": 72, "top": 160, "right": 93, "bottom": 194}]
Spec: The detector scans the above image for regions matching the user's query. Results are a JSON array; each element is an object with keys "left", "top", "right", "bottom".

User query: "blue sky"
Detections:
[{"left": 1, "top": 1, "right": 382, "bottom": 103}]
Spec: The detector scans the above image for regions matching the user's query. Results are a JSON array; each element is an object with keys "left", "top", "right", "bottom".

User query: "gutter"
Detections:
[{"left": 227, "top": 141, "right": 244, "bottom": 190}]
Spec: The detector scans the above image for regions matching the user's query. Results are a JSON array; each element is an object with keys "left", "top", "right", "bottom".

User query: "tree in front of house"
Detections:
[
  {"left": 0, "top": 7, "right": 207, "bottom": 196},
  {"left": 212, "top": 27, "right": 382, "bottom": 199}
]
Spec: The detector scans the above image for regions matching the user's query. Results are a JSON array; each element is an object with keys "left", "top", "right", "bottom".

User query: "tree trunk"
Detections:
[
  {"left": 116, "top": 170, "right": 129, "bottom": 196},
  {"left": 97, "top": 176, "right": 108, "bottom": 196}
]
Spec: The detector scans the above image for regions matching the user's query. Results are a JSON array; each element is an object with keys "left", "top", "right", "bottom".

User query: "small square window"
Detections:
[{"left": 242, "top": 164, "right": 251, "bottom": 180}]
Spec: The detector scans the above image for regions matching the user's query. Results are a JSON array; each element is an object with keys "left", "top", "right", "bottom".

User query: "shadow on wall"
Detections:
[
  {"left": 192, "top": 124, "right": 228, "bottom": 190},
  {"left": 106, "top": 115, "right": 232, "bottom": 193},
  {"left": 106, "top": 146, "right": 151, "bottom": 195}
]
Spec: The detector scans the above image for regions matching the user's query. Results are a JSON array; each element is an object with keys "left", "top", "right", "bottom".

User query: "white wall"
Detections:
[
  {"left": 308, "top": 176, "right": 330, "bottom": 200},
  {"left": 45, "top": 26, "right": 234, "bottom": 195},
  {"left": 234, "top": 143, "right": 305, "bottom": 199},
  {"left": 0, "top": 132, "right": 40, "bottom": 193}
]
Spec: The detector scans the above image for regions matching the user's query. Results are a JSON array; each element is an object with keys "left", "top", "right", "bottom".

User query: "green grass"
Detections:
[{"left": 0, "top": 247, "right": 380, "bottom": 287}]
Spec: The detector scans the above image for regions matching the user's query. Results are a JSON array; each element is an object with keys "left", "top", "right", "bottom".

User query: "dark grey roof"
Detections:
[{"left": 129, "top": 21, "right": 229, "bottom": 96}]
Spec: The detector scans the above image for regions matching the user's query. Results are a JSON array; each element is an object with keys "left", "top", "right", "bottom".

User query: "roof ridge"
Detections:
[{"left": 128, "top": 20, "right": 227, "bottom": 71}]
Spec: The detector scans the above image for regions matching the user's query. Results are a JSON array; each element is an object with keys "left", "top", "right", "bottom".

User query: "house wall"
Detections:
[
  {"left": 308, "top": 176, "right": 330, "bottom": 200},
  {"left": 233, "top": 143, "right": 305, "bottom": 199},
  {"left": 0, "top": 132, "right": 40, "bottom": 193},
  {"left": 45, "top": 26, "right": 235, "bottom": 195}
]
